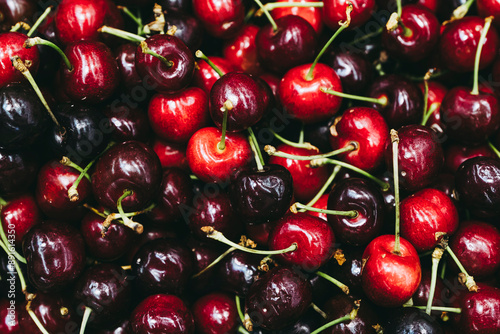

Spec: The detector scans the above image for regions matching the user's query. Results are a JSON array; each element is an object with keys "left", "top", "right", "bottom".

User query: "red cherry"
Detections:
[
  {"left": 418, "top": 80, "right": 447, "bottom": 128},
  {"left": 192, "top": 292, "right": 238, "bottom": 334},
  {"left": 192, "top": 0, "right": 245, "bottom": 39},
  {"left": 0, "top": 299, "right": 19, "bottom": 333},
  {"left": 192, "top": 56, "right": 236, "bottom": 93},
  {"left": 223, "top": 24, "right": 263, "bottom": 76},
  {"left": 0, "top": 194, "right": 40, "bottom": 249},
  {"left": 272, "top": 0, "right": 324, "bottom": 33},
  {"left": 323, "top": 0, "right": 375, "bottom": 30},
  {"left": 306, "top": 193, "right": 328, "bottom": 221},
  {"left": 152, "top": 138, "right": 189, "bottom": 169},
  {"left": 444, "top": 143, "right": 496, "bottom": 173},
  {"left": 0, "top": 32, "right": 39, "bottom": 88}
]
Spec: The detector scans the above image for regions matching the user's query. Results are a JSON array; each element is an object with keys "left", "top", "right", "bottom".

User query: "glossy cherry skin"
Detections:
[
  {"left": 0, "top": 148, "right": 39, "bottom": 197},
  {"left": 0, "top": 194, "right": 40, "bottom": 249},
  {"left": 92, "top": 140, "right": 162, "bottom": 211},
  {"left": 186, "top": 127, "right": 252, "bottom": 184},
  {"left": 104, "top": 104, "right": 152, "bottom": 143},
  {"left": 413, "top": 269, "right": 450, "bottom": 311},
  {"left": 445, "top": 143, "right": 496, "bottom": 173},
  {"left": 272, "top": 0, "right": 323, "bottom": 33},
  {"left": 330, "top": 107, "right": 390, "bottom": 171},
  {"left": 256, "top": 15, "right": 317, "bottom": 74},
  {"left": 269, "top": 212, "right": 335, "bottom": 272},
  {"left": 385, "top": 125, "right": 444, "bottom": 192},
  {"left": 74, "top": 263, "right": 132, "bottom": 328},
  {"left": 192, "top": 56, "right": 236, "bottom": 93},
  {"left": 35, "top": 159, "right": 91, "bottom": 221},
  {"left": 152, "top": 138, "right": 188, "bottom": 169},
  {"left": 418, "top": 81, "right": 447, "bottom": 127},
  {"left": 188, "top": 238, "right": 220, "bottom": 292},
  {"left": 123, "top": 225, "right": 178, "bottom": 264},
  {"left": 95, "top": 318, "right": 131, "bottom": 334},
  {"left": 192, "top": 0, "right": 244, "bottom": 39},
  {"left": 306, "top": 193, "right": 328, "bottom": 221},
  {"left": 327, "top": 178, "right": 385, "bottom": 247},
  {"left": 192, "top": 292, "right": 238, "bottom": 334},
  {"left": 448, "top": 221, "right": 500, "bottom": 279},
  {"left": 367, "top": 74, "right": 424, "bottom": 129},
  {"left": 0, "top": 0, "right": 36, "bottom": 31},
  {"left": 401, "top": 188, "right": 459, "bottom": 252},
  {"left": 439, "top": 16, "right": 499, "bottom": 72},
  {"left": 325, "top": 48, "right": 373, "bottom": 95},
  {"left": 0, "top": 84, "right": 48, "bottom": 149},
  {"left": 382, "top": 5, "right": 440, "bottom": 62},
  {"left": 223, "top": 24, "right": 263, "bottom": 76},
  {"left": 268, "top": 144, "right": 330, "bottom": 202},
  {"left": 130, "top": 294, "right": 195, "bottom": 334},
  {"left": 61, "top": 41, "right": 120, "bottom": 104},
  {"left": 279, "top": 63, "right": 343, "bottom": 124},
  {"left": 229, "top": 164, "right": 293, "bottom": 225},
  {"left": 325, "top": 246, "right": 364, "bottom": 295},
  {"left": 164, "top": 10, "right": 203, "bottom": 51},
  {"left": 440, "top": 87, "right": 500, "bottom": 145},
  {"left": 362, "top": 235, "right": 421, "bottom": 307},
  {"left": 0, "top": 299, "right": 19, "bottom": 333},
  {"left": 385, "top": 308, "right": 444, "bottom": 334},
  {"left": 81, "top": 212, "right": 136, "bottom": 261},
  {"left": 323, "top": 0, "right": 375, "bottom": 30},
  {"left": 135, "top": 34, "right": 195, "bottom": 93},
  {"left": 114, "top": 43, "right": 142, "bottom": 90},
  {"left": 245, "top": 266, "right": 312, "bottom": 330},
  {"left": 23, "top": 220, "right": 86, "bottom": 292},
  {"left": 148, "top": 87, "right": 209, "bottom": 143},
  {"left": 132, "top": 238, "right": 194, "bottom": 296},
  {"left": 157, "top": 167, "right": 193, "bottom": 224},
  {"left": 455, "top": 157, "right": 500, "bottom": 217},
  {"left": 450, "top": 284, "right": 500, "bottom": 333},
  {"left": 216, "top": 251, "right": 261, "bottom": 296},
  {"left": 54, "top": 0, "right": 123, "bottom": 45},
  {"left": 0, "top": 32, "right": 39, "bottom": 88}
]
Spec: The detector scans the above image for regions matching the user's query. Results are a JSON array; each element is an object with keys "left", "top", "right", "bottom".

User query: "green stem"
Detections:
[
  {"left": 140, "top": 41, "right": 173, "bottom": 67},
  {"left": 268, "top": 129, "right": 317, "bottom": 150},
  {"left": 421, "top": 103, "right": 439, "bottom": 126},
  {"left": 396, "top": 0, "right": 402, "bottom": 17},
  {"left": 0, "top": 240, "right": 28, "bottom": 294},
  {"left": 60, "top": 157, "right": 89, "bottom": 180},
  {"left": 304, "top": 165, "right": 342, "bottom": 208},
  {"left": 406, "top": 305, "right": 462, "bottom": 313},
  {"left": 452, "top": 0, "right": 475, "bottom": 19},
  {"left": 391, "top": 130, "right": 401, "bottom": 255},
  {"left": 248, "top": 136, "right": 264, "bottom": 171},
  {"left": 263, "top": 1, "right": 324, "bottom": 11},
  {"left": 446, "top": 246, "right": 477, "bottom": 291},
  {"left": 298, "top": 124, "right": 305, "bottom": 144},
  {"left": 320, "top": 87, "right": 388, "bottom": 106},
  {"left": 0, "top": 197, "right": 6, "bottom": 206},
  {"left": 248, "top": 127, "right": 265, "bottom": 169},
  {"left": 349, "top": 26, "right": 384, "bottom": 46},
  {"left": 488, "top": 141, "right": 500, "bottom": 159},
  {"left": 310, "top": 312, "right": 355, "bottom": 334},
  {"left": 218, "top": 100, "right": 232, "bottom": 151},
  {"left": 238, "top": 326, "right": 251, "bottom": 334},
  {"left": 195, "top": 50, "right": 224, "bottom": 77},
  {"left": 24, "top": 37, "right": 73, "bottom": 71},
  {"left": 68, "top": 157, "right": 97, "bottom": 202},
  {"left": 265, "top": 143, "right": 357, "bottom": 161},
  {"left": 316, "top": 270, "right": 350, "bottom": 294},
  {"left": 192, "top": 247, "right": 236, "bottom": 278},
  {"left": 422, "top": 79, "right": 429, "bottom": 122},
  {"left": 27, "top": 6, "right": 53, "bottom": 37},
  {"left": 426, "top": 248, "right": 443, "bottom": 315},
  {"left": 293, "top": 202, "right": 358, "bottom": 218},
  {"left": 235, "top": 295, "right": 245, "bottom": 325},
  {"left": 311, "top": 302, "right": 328, "bottom": 319},
  {"left": 0, "top": 216, "right": 26, "bottom": 263},
  {"left": 472, "top": 16, "right": 493, "bottom": 95},
  {"left": 440, "top": 255, "right": 447, "bottom": 279},
  {"left": 79, "top": 306, "right": 92, "bottom": 334},
  {"left": 26, "top": 301, "right": 50, "bottom": 334},
  {"left": 115, "top": 190, "right": 143, "bottom": 234},
  {"left": 253, "top": 0, "right": 278, "bottom": 32},
  {"left": 98, "top": 25, "right": 145, "bottom": 43},
  {"left": 118, "top": 6, "right": 144, "bottom": 35}
]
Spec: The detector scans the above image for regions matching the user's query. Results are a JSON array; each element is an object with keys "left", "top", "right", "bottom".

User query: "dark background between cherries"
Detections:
[{"left": 0, "top": 0, "right": 499, "bottom": 333}]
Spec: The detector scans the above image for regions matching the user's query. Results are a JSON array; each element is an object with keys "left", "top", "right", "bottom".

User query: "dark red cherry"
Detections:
[
  {"left": 132, "top": 238, "right": 194, "bottom": 296},
  {"left": 61, "top": 41, "right": 120, "bottom": 104},
  {"left": 385, "top": 125, "right": 444, "bottom": 192},
  {"left": 256, "top": 15, "right": 317, "bottom": 74},
  {"left": 245, "top": 221, "right": 273, "bottom": 246},
  {"left": 187, "top": 238, "right": 220, "bottom": 292},
  {"left": 455, "top": 157, "right": 500, "bottom": 217},
  {"left": 323, "top": 0, "right": 375, "bottom": 30},
  {"left": 156, "top": 167, "right": 193, "bottom": 225},
  {"left": 114, "top": 43, "right": 142, "bottom": 90},
  {"left": 192, "top": 0, "right": 244, "bottom": 39},
  {"left": 322, "top": 294, "right": 380, "bottom": 333},
  {"left": 439, "top": 16, "right": 499, "bottom": 72},
  {"left": 271, "top": 308, "right": 325, "bottom": 334},
  {"left": 448, "top": 221, "right": 500, "bottom": 279},
  {"left": 124, "top": 225, "right": 178, "bottom": 265},
  {"left": 328, "top": 177, "right": 385, "bottom": 247},
  {"left": 135, "top": 34, "right": 195, "bottom": 93},
  {"left": 385, "top": 308, "right": 444, "bottom": 334},
  {"left": 0, "top": 298, "right": 19, "bottom": 333},
  {"left": 367, "top": 74, "right": 424, "bottom": 129},
  {"left": 163, "top": 10, "right": 203, "bottom": 51},
  {"left": 216, "top": 250, "right": 261, "bottom": 296},
  {"left": 23, "top": 220, "right": 86, "bottom": 291},
  {"left": 130, "top": 294, "right": 195, "bottom": 334},
  {"left": 192, "top": 292, "right": 238, "bottom": 334},
  {"left": 0, "top": 0, "right": 36, "bottom": 31},
  {"left": 94, "top": 318, "right": 131, "bottom": 334},
  {"left": 0, "top": 32, "right": 39, "bottom": 88},
  {"left": 152, "top": 138, "right": 189, "bottom": 169},
  {"left": 325, "top": 48, "right": 374, "bottom": 94},
  {"left": 192, "top": 56, "right": 236, "bottom": 94},
  {"left": 325, "top": 246, "right": 364, "bottom": 295},
  {"left": 445, "top": 143, "right": 496, "bottom": 173},
  {"left": 0, "top": 148, "right": 39, "bottom": 197},
  {"left": 245, "top": 266, "right": 312, "bottom": 330},
  {"left": 413, "top": 269, "right": 450, "bottom": 311},
  {"left": 104, "top": 104, "right": 152, "bottom": 143},
  {"left": 223, "top": 24, "right": 263, "bottom": 76},
  {"left": 0, "top": 84, "right": 48, "bottom": 150},
  {"left": 0, "top": 193, "right": 40, "bottom": 249},
  {"left": 229, "top": 164, "right": 293, "bottom": 225},
  {"left": 92, "top": 140, "right": 162, "bottom": 211},
  {"left": 269, "top": 212, "right": 335, "bottom": 271}
]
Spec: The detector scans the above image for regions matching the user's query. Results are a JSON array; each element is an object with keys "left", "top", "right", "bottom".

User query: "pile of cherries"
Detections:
[{"left": 1, "top": 0, "right": 500, "bottom": 333}]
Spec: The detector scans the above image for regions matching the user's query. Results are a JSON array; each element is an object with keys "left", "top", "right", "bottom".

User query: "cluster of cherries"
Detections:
[{"left": 0, "top": 0, "right": 500, "bottom": 333}]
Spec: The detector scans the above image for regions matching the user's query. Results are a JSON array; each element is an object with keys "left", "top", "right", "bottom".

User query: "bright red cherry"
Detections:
[
  {"left": 323, "top": 0, "right": 375, "bottom": 30},
  {"left": 192, "top": 292, "right": 238, "bottom": 334},
  {"left": 0, "top": 32, "right": 39, "bottom": 88},
  {"left": 223, "top": 24, "right": 263, "bottom": 76},
  {"left": 444, "top": 143, "right": 496, "bottom": 173},
  {"left": 418, "top": 80, "right": 447, "bottom": 128},
  {"left": 0, "top": 194, "right": 40, "bottom": 249},
  {"left": 272, "top": 0, "right": 324, "bottom": 33},
  {"left": 192, "top": 0, "right": 245, "bottom": 39},
  {"left": 192, "top": 56, "right": 236, "bottom": 93},
  {"left": 152, "top": 138, "right": 189, "bottom": 169}
]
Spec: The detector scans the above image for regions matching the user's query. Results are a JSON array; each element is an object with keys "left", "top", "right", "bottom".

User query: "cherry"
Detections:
[
  {"left": 123, "top": 225, "right": 178, "bottom": 265},
  {"left": 192, "top": 292, "right": 238, "bottom": 334},
  {"left": 104, "top": 104, "right": 152, "bottom": 143},
  {"left": 132, "top": 238, "right": 194, "bottom": 296},
  {"left": 223, "top": 24, "right": 263, "bottom": 75},
  {"left": 400, "top": 188, "right": 459, "bottom": 252},
  {"left": 385, "top": 125, "right": 444, "bottom": 191},
  {"left": 327, "top": 177, "right": 385, "bottom": 247},
  {"left": 0, "top": 32, "right": 39, "bottom": 88},
  {"left": 114, "top": 43, "right": 142, "bottom": 91},
  {"left": 23, "top": 220, "right": 86, "bottom": 291},
  {"left": 94, "top": 318, "right": 131, "bottom": 334},
  {"left": 269, "top": 0, "right": 324, "bottom": 33},
  {"left": 0, "top": 298, "right": 19, "bottom": 333},
  {"left": 413, "top": 268, "right": 450, "bottom": 311},
  {"left": 0, "top": 84, "right": 48, "bottom": 150},
  {"left": 188, "top": 238, "right": 220, "bottom": 292},
  {"left": 0, "top": 0, "right": 36, "bottom": 31},
  {"left": 192, "top": 56, "right": 236, "bottom": 93},
  {"left": 163, "top": 10, "right": 203, "bottom": 51},
  {"left": 216, "top": 250, "right": 261, "bottom": 296},
  {"left": 152, "top": 138, "right": 189, "bottom": 169},
  {"left": 148, "top": 87, "right": 209, "bottom": 143},
  {"left": 444, "top": 143, "right": 496, "bottom": 173},
  {"left": 323, "top": 0, "right": 375, "bottom": 30},
  {"left": 306, "top": 193, "right": 329, "bottom": 221},
  {"left": 325, "top": 48, "right": 374, "bottom": 95},
  {"left": 156, "top": 167, "right": 193, "bottom": 225},
  {"left": 130, "top": 294, "right": 195, "bottom": 333},
  {"left": 322, "top": 294, "right": 380, "bottom": 333},
  {"left": 245, "top": 266, "right": 312, "bottom": 330},
  {"left": 455, "top": 156, "right": 500, "bottom": 217},
  {"left": 384, "top": 308, "right": 444, "bottom": 333},
  {"left": 0, "top": 148, "right": 39, "bottom": 197},
  {"left": 0, "top": 193, "right": 40, "bottom": 249},
  {"left": 92, "top": 140, "right": 162, "bottom": 212},
  {"left": 192, "top": 0, "right": 244, "bottom": 39},
  {"left": 448, "top": 220, "right": 500, "bottom": 279},
  {"left": 324, "top": 246, "right": 364, "bottom": 295},
  {"left": 362, "top": 235, "right": 422, "bottom": 307}
]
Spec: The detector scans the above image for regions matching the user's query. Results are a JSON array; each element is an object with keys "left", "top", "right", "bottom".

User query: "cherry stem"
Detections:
[
  {"left": 218, "top": 100, "right": 233, "bottom": 151},
  {"left": 310, "top": 303, "right": 328, "bottom": 319},
  {"left": 445, "top": 246, "right": 478, "bottom": 291},
  {"left": 248, "top": 135, "right": 264, "bottom": 171},
  {"left": 452, "top": 0, "right": 475, "bottom": 20},
  {"left": 140, "top": 41, "right": 173, "bottom": 68},
  {"left": 405, "top": 305, "right": 462, "bottom": 313},
  {"left": 115, "top": 190, "right": 144, "bottom": 234},
  {"left": 10, "top": 22, "right": 30, "bottom": 32},
  {"left": 118, "top": 6, "right": 144, "bottom": 35},
  {"left": 396, "top": 0, "right": 403, "bottom": 17},
  {"left": 487, "top": 141, "right": 500, "bottom": 158},
  {"left": 192, "top": 246, "right": 236, "bottom": 278},
  {"left": 391, "top": 129, "right": 401, "bottom": 255},
  {"left": 421, "top": 103, "right": 439, "bottom": 126},
  {"left": 248, "top": 127, "right": 265, "bottom": 169},
  {"left": 27, "top": 6, "right": 52, "bottom": 37},
  {"left": 0, "top": 197, "right": 6, "bottom": 206},
  {"left": 235, "top": 295, "right": 245, "bottom": 325},
  {"left": 305, "top": 4, "right": 352, "bottom": 81},
  {"left": 253, "top": 0, "right": 278, "bottom": 32},
  {"left": 310, "top": 309, "right": 357, "bottom": 334},
  {"left": 315, "top": 270, "right": 350, "bottom": 294},
  {"left": 98, "top": 25, "right": 145, "bottom": 43},
  {"left": 258, "top": 1, "right": 324, "bottom": 16},
  {"left": 0, "top": 240, "right": 28, "bottom": 295},
  {"left": 310, "top": 158, "right": 390, "bottom": 191},
  {"left": 440, "top": 257, "right": 447, "bottom": 279},
  {"left": 268, "top": 129, "right": 318, "bottom": 150},
  {"left": 348, "top": 26, "right": 384, "bottom": 46},
  {"left": 298, "top": 124, "right": 305, "bottom": 144},
  {"left": 84, "top": 203, "right": 152, "bottom": 235},
  {"left": 472, "top": 16, "right": 493, "bottom": 95},
  {"left": 291, "top": 202, "right": 358, "bottom": 218},
  {"left": 238, "top": 326, "right": 251, "bottom": 334},
  {"left": 79, "top": 306, "right": 92, "bottom": 334},
  {"left": 24, "top": 37, "right": 73, "bottom": 71},
  {"left": 26, "top": 299, "right": 50, "bottom": 334},
  {"left": 68, "top": 158, "right": 95, "bottom": 202},
  {"left": 265, "top": 142, "right": 357, "bottom": 161},
  {"left": 320, "top": 87, "right": 388, "bottom": 106},
  {"left": 422, "top": 76, "right": 429, "bottom": 120},
  {"left": 304, "top": 165, "right": 342, "bottom": 208},
  {"left": 60, "top": 157, "right": 90, "bottom": 180},
  {"left": 195, "top": 50, "right": 224, "bottom": 77},
  {"left": 426, "top": 247, "right": 444, "bottom": 315},
  {"left": 10, "top": 56, "right": 63, "bottom": 130},
  {"left": 202, "top": 227, "right": 298, "bottom": 255},
  {"left": 0, "top": 216, "right": 26, "bottom": 263}
]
